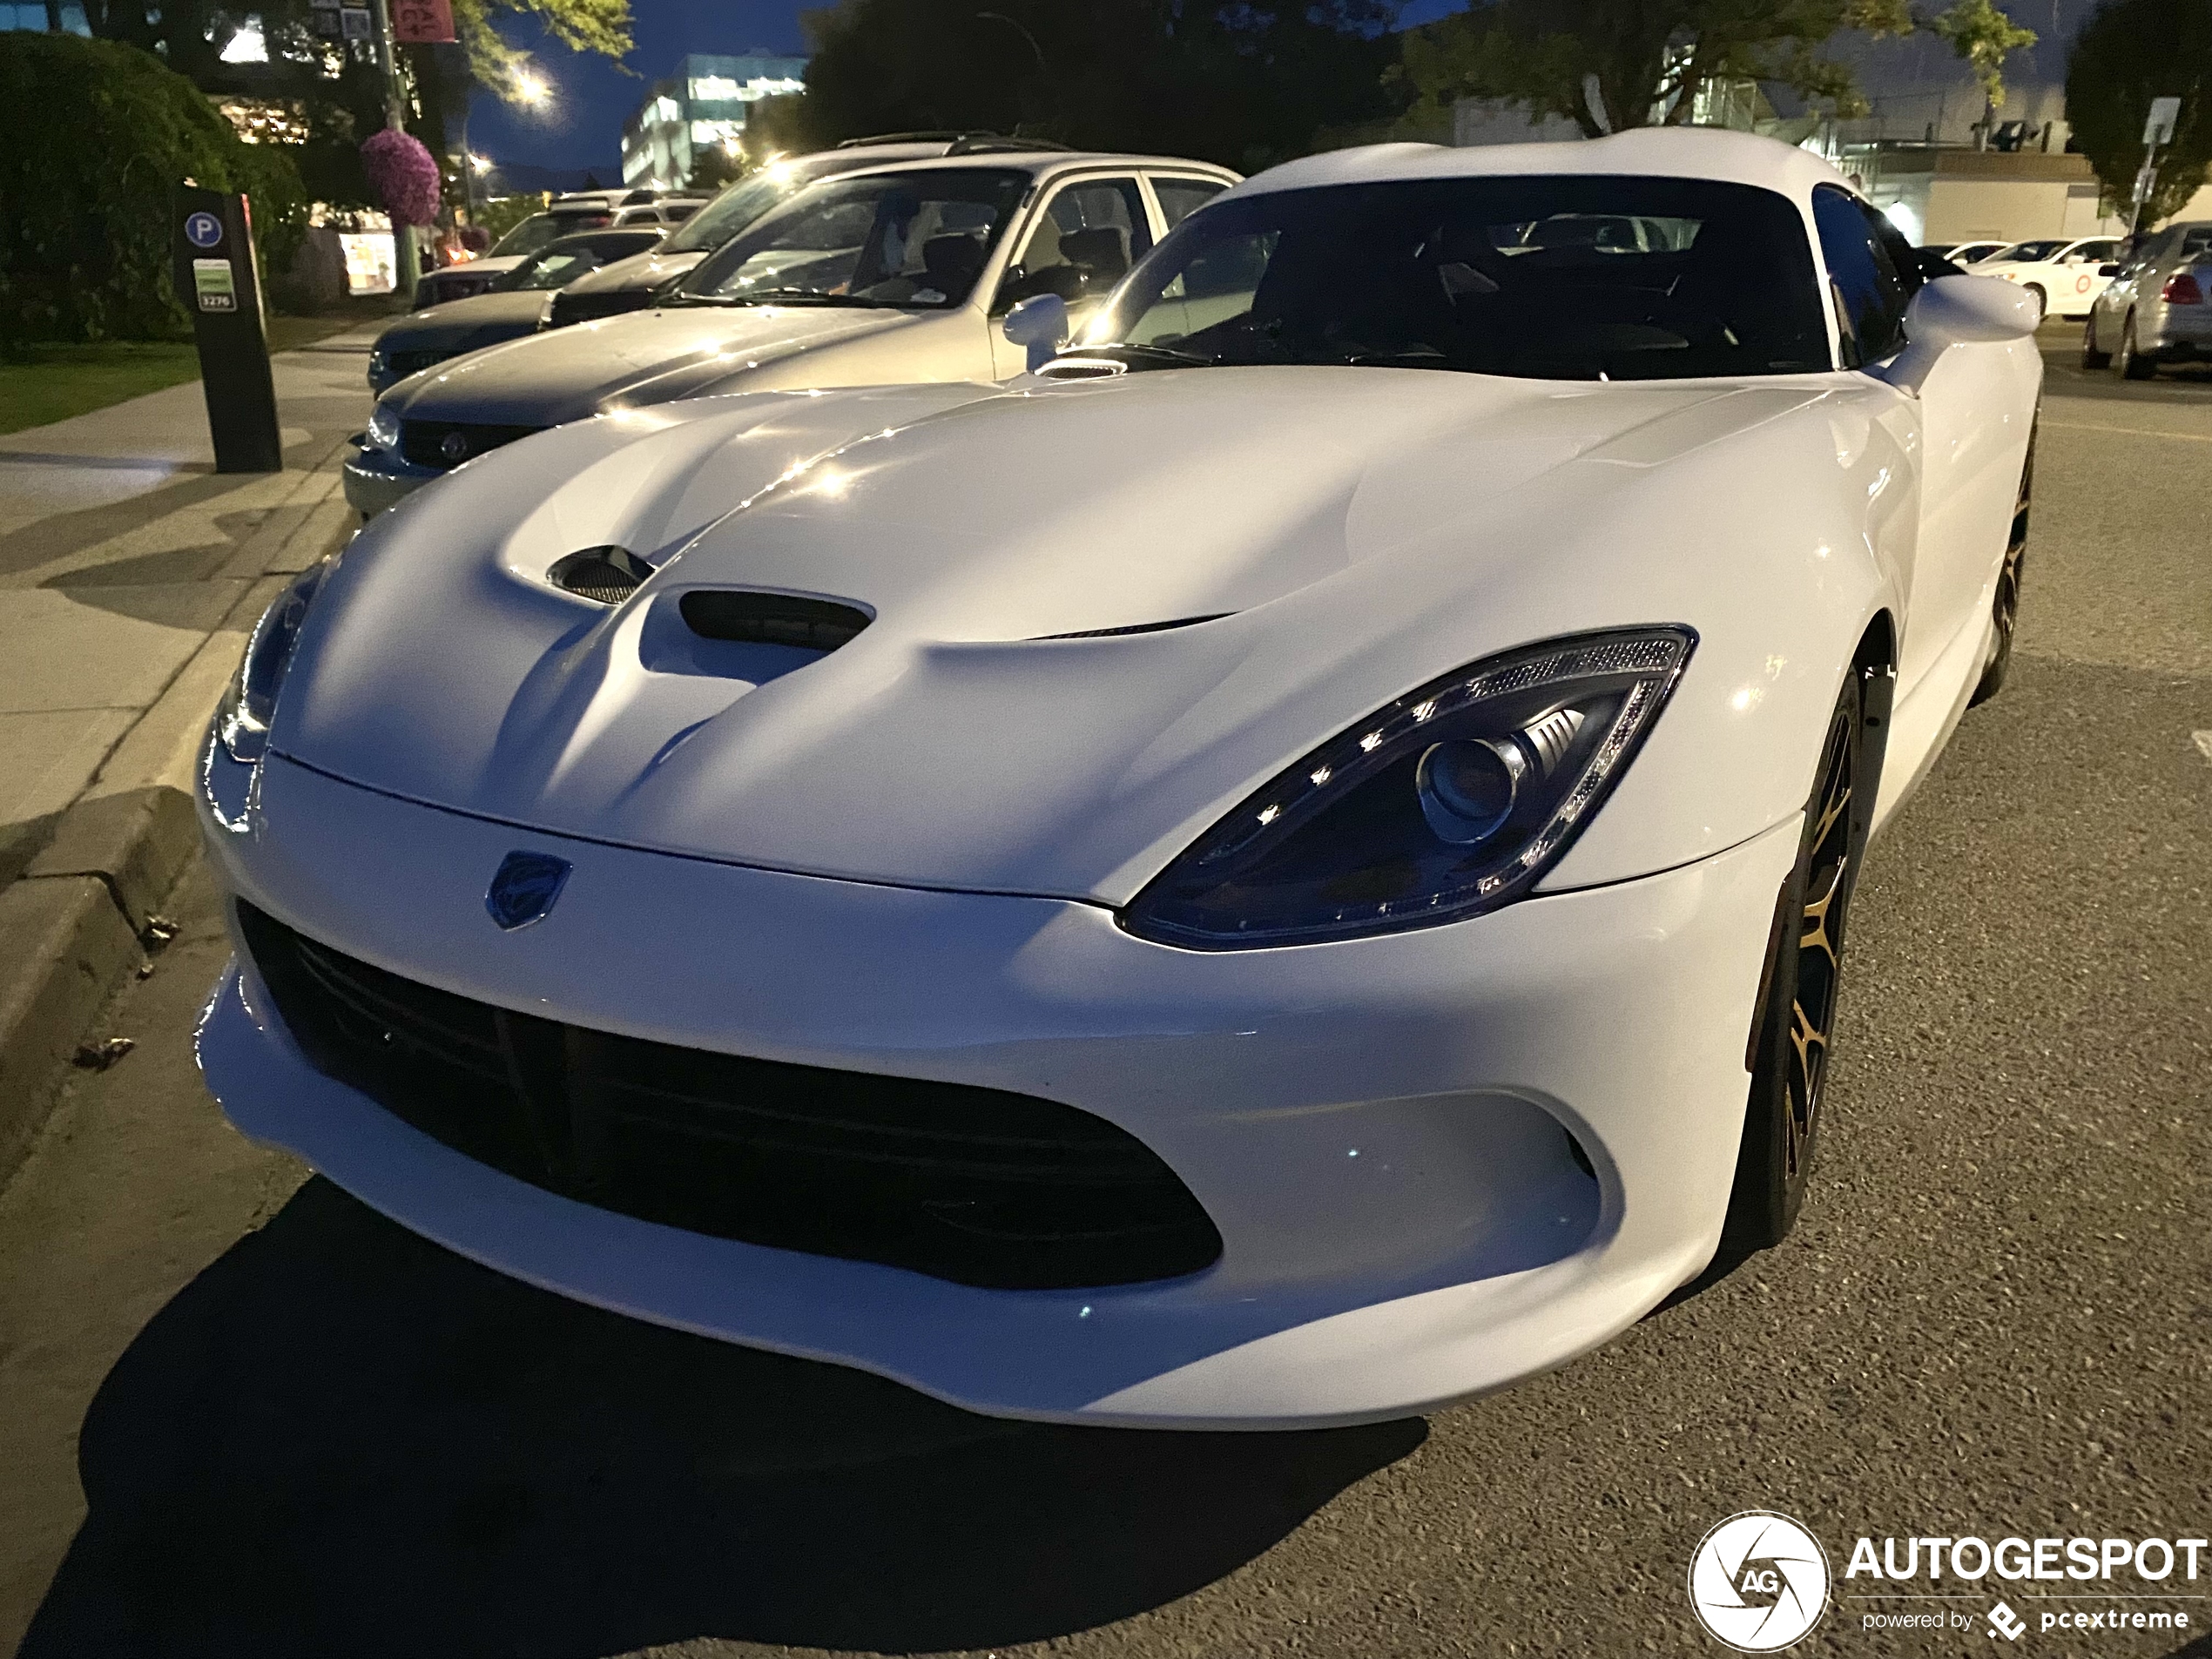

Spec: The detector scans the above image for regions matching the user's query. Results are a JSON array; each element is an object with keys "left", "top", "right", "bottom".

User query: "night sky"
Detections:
[{"left": 467, "top": 0, "right": 1468, "bottom": 175}]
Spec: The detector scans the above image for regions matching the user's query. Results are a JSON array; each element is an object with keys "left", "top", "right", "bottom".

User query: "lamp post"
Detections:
[{"left": 366, "top": 0, "right": 417, "bottom": 302}]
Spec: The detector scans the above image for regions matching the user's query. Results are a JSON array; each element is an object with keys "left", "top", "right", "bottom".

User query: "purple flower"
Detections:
[{"left": 361, "top": 127, "right": 442, "bottom": 227}]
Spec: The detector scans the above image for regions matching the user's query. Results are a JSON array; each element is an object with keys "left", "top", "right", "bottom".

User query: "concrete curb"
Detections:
[{"left": 0, "top": 462, "right": 354, "bottom": 1192}]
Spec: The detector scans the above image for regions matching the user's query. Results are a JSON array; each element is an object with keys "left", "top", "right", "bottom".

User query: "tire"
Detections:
[
  {"left": 1969, "top": 428, "right": 2033, "bottom": 706},
  {"left": 2022, "top": 283, "right": 2047, "bottom": 321},
  {"left": 2118, "top": 314, "right": 2158, "bottom": 380},
  {"left": 2080, "top": 314, "right": 2111, "bottom": 369},
  {"left": 1723, "top": 668, "right": 1875, "bottom": 1251}
]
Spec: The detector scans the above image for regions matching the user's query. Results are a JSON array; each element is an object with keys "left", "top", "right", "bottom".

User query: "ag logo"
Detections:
[
  {"left": 440, "top": 430, "right": 469, "bottom": 462},
  {"left": 1688, "top": 1511, "right": 1831, "bottom": 1651}
]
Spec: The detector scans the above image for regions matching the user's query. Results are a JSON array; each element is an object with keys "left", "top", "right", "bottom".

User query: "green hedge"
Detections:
[{"left": 0, "top": 33, "right": 308, "bottom": 347}]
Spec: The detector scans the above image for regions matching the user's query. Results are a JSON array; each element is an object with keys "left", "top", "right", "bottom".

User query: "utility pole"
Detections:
[{"left": 368, "top": 0, "right": 418, "bottom": 302}]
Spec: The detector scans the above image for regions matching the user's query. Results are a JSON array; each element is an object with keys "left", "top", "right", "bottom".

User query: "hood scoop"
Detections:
[
  {"left": 680, "top": 590, "right": 873, "bottom": 651},
  {"left": 548, "top": 544, "right": 654, "bottom": 605}
]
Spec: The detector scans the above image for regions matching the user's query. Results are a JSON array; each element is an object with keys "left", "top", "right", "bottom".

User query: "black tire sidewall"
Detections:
[{"left": 1723, "top": 670, "right": 1868, "bottom": 1252}]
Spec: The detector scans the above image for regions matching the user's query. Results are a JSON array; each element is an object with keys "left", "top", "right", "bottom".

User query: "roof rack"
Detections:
[{"left": 832, "top": 130, "right": 1073, "bottom": 154}]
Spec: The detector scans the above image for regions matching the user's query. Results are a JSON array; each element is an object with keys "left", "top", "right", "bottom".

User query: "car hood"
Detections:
[
  {"left": 278, "top": 368, "right": 1837, "bottom": 902},
  {"left": 558, "top": 247, "right": 706, "bottom": 296},
  {"left": 375, "top": 291, "right": 550, "bottom": 352},
  {"left": 378, "top": 303, "right": 914, "bottom": 427}
]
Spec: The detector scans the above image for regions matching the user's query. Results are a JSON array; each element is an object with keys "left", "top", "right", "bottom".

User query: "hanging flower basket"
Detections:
[{"left": 361, "top": 127, "right": 442, "bottom": 227}]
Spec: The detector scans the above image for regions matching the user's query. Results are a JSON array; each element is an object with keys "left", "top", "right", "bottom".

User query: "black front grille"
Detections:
[
  {"left": 549, "top": 287, "right": 652, "bottom": 328},
  {"left": 236, "top": 903, "right": 1222, "bottom": 1289},
  {"left": 400, "top": 420, "right": 544, "bottom": 470},
  {"left": 386, "top": 348, "right": 453, "bottom": 380}
]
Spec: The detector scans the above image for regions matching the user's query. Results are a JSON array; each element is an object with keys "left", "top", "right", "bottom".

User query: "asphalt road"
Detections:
[{"left": 1, "top": 324, "right": 2207, "bottom": 1659}]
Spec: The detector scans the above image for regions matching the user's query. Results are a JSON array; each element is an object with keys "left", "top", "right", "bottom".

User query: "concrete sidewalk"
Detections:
[{"left": 0, "top": 330, "right": 375, "bottom": 1180}]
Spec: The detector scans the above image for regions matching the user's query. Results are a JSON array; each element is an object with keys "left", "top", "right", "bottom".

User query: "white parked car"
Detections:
[
  {"left": 345, "top": 150, "right": 1238, "bottom": 514},
  {"left": 1971, "top": 234, "right": 2123, "bottom": 319},
  {"left": 200, "top": 129, "right": 2040, "bottom": 1428}
]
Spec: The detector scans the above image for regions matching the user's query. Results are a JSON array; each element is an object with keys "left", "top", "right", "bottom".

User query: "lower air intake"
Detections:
[{"left": 235, "top": 902, "right": 1223, "bottom": 1290}]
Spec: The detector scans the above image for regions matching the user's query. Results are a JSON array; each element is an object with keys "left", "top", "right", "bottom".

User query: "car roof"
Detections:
[
  {"left": 813, "top": 149, "right": 1241, "bottom": 187},
  {"left": 1217, "top": 127, "right": 1852, "bottom": 206}
]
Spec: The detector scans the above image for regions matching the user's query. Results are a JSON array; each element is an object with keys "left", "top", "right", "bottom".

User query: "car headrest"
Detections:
[
  {"left": 921, "top": 233, "right": 985, "bottom": 291},
  {"left": 1059, "top": 226, "right": 1130, "bottom": 282}
]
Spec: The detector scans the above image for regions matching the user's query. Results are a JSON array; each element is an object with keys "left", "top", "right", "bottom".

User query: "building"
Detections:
[{"left": 621, "top": 51, "right": 808, "bottom": 190}]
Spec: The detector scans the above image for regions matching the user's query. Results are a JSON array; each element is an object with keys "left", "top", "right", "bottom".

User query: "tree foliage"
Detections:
[
  {"left": 784, "top": 0, "right": 1406, "bottom": 174},
  {"left": 0, "top": 32, "right": 307, "bottom": 347},
  {"left": 1400, "top": 0, "right": 1919, "bottom": 138},
  {"left": 1925, "top": 0, "right": 2038, "bottom": 107},
  {"left": 448, "top": 0, "right": 631, "bottom": 108},
  {"left": 2067, "top": 0, "right": 2212, "bottom": 225}
]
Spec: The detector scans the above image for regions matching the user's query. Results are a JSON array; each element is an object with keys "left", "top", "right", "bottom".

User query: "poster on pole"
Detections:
[{"left": 391, "top": 0, "right": 456, "bottom": 43}]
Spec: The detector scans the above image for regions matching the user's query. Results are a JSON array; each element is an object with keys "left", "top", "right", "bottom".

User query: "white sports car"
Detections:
[{"left": 196, "top": 129, "right": 2040, "bottom": 1428}]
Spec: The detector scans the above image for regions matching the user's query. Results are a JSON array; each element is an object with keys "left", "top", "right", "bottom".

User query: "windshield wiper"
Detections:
[
  {"left": 667, "top": 288, "right": 882, "bottom": 308},
  {"left": 1064, "top": 341, "right": 1214, "bottom": 370}
]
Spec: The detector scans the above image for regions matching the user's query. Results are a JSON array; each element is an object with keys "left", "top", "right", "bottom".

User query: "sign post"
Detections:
[
  {"left": 2131, "top": 96, "right": 2183, "bottom": 239},
  {"left": 172, "top": 185, "right": 283, "bottom": 474}
]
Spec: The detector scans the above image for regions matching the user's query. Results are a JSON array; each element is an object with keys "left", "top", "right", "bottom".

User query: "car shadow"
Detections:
[{"left": 19, "top": 1177, "right": 1424, "bottom": 1659}]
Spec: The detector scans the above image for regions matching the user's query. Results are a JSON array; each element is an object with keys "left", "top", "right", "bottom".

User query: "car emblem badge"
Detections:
[
  {"left": 485, "top": 851, "right": 570, "bottom": 931},
  {"left": 440, "top": 430, "right": 469, "bottom": 462}
]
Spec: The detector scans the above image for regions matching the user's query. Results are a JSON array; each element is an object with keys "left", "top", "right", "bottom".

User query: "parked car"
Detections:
[
  {"left": 206, "top": 128, "right": 2042, "bottom": 1426},
  {"left": 367, "top": 229, "right": 666, "bottom": 395},
  {"left": 345, "top": 149, "right": 1237, "bottom": 515},
  {"left": 1929, "top": 239, "right": 2006, "bottom": 266},
  {"left": 547, "top": 137, "right": 1027, "bottom": 330},
  {"left": 2082, "top": 220, "right": 2212, "bottom": 378},
  {"left": 1971, "top": 234, "right": 2123, "bottom": 319},
  {"left": 412, "top": 192, "right": 704, "bottom": 309}
]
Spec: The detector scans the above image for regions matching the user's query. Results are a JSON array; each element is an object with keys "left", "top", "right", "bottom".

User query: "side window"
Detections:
[
  {"left": 1151, "top": 176, "right": 1227, "bottom": 233},
  {"left": 997, "top": 177, "right": 1152, "bottom": 311},
  {"left": 1812, "top": 185, "right": 1910, "bottom": 367}
]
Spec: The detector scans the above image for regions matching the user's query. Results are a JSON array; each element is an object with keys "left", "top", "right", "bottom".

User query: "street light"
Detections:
[{"left": 513, "top": 69, "right": 550, "bottom": 107}]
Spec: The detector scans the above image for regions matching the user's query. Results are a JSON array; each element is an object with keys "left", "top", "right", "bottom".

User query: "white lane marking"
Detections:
[
  {"left": 2040, "top": 420, "right": 2212, "bottom": 444},
  {"left": 2195, "top": 731, "right": 2212, "bottom": 762}
]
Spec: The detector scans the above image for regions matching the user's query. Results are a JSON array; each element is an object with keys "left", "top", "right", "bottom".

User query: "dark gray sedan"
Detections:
[
  {"left": 2083, "top": 220, "right": 2212, "bottom": 379},
  {"left": 367, "top": 229, "right": 665, "bottom": 395}
]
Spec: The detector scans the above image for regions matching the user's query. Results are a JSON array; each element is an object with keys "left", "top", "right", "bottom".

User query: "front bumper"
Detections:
[
  {"left": 341, "top": 442, "right": 441, "bottom": 516},
  {"left": 197, "top": 749, "right": 1798, "bottom": 1426}
]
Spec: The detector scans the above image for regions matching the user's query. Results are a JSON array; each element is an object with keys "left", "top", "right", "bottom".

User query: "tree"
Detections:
[
  {"left": 783, "top": 0, "right": 1406, "bottom": 175},
  {"left": 1925, "top": 0, "right": 2037, "bottom": 108},
  {"left": 688, "top": 145, "right": 747, "bottom": 192},
  {"left": 2067, "top": 0, "right": 2211, "bottom": 226},
  {"left": 1400, "top": 0, "right": 1914, "bottom": 139},
  {"left": 0, "top": 34, "right": 307, "bottom": 346}
]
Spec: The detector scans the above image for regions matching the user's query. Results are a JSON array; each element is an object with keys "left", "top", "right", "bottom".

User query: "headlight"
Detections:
[
  {"left": 367, "top": 401, "right": 401, "bottom": 451},
  {"left": 217, "top": 558, "right": 333, "bottom": 765},
  {"left": 1119, "top": 628, "right": 1695, "bottom": 949}
]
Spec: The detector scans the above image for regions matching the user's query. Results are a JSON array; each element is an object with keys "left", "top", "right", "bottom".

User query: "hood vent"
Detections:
[
  {"left": 680, "top": 590, "right": 873, "bottom": 650},
  {"left": 1035, "top": 612, "right": 1230, "bottom": 641},
  {"left": 548, "top": 545, "right": 655, "bottom": 605}
]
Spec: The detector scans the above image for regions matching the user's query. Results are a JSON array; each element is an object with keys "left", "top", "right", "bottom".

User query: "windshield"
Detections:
[
  {"left": 1994, "top": 239, "right": 2066, "bottom": 264},
  {"left": 678, "top": 168, "right": 1028, "bottom": 308},
  {"left": 663, "top": 167, "right": 812, "bottom": 253},
  {"left": 498, "top": 240, "right": 637, "bottom": 291},
  {"left": 490, "top": 212, "right": 613, "bottom": 260},
  {"left": 1081, "top": 176, "right": 1830, "bottom": 381}
]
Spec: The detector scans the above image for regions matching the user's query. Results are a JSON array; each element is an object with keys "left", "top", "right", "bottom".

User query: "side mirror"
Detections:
[
  {"left": 1875, "top": 274, "right": 2041, "bottom": 395},
  {"left": 1002, "top": 293, "right": 1069, "bottom": 372},
  {"left": 2099, "top": 262, "right": 2121, "bottom": 277}
]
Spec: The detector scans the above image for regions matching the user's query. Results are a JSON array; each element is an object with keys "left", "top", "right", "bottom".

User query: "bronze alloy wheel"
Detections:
[
  {"left": 1971, "top": 427, "right": 2034, "bottom": 705},
  {"left": 1723, "top": 667, "right": 1875, "bottom": 1251}
]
